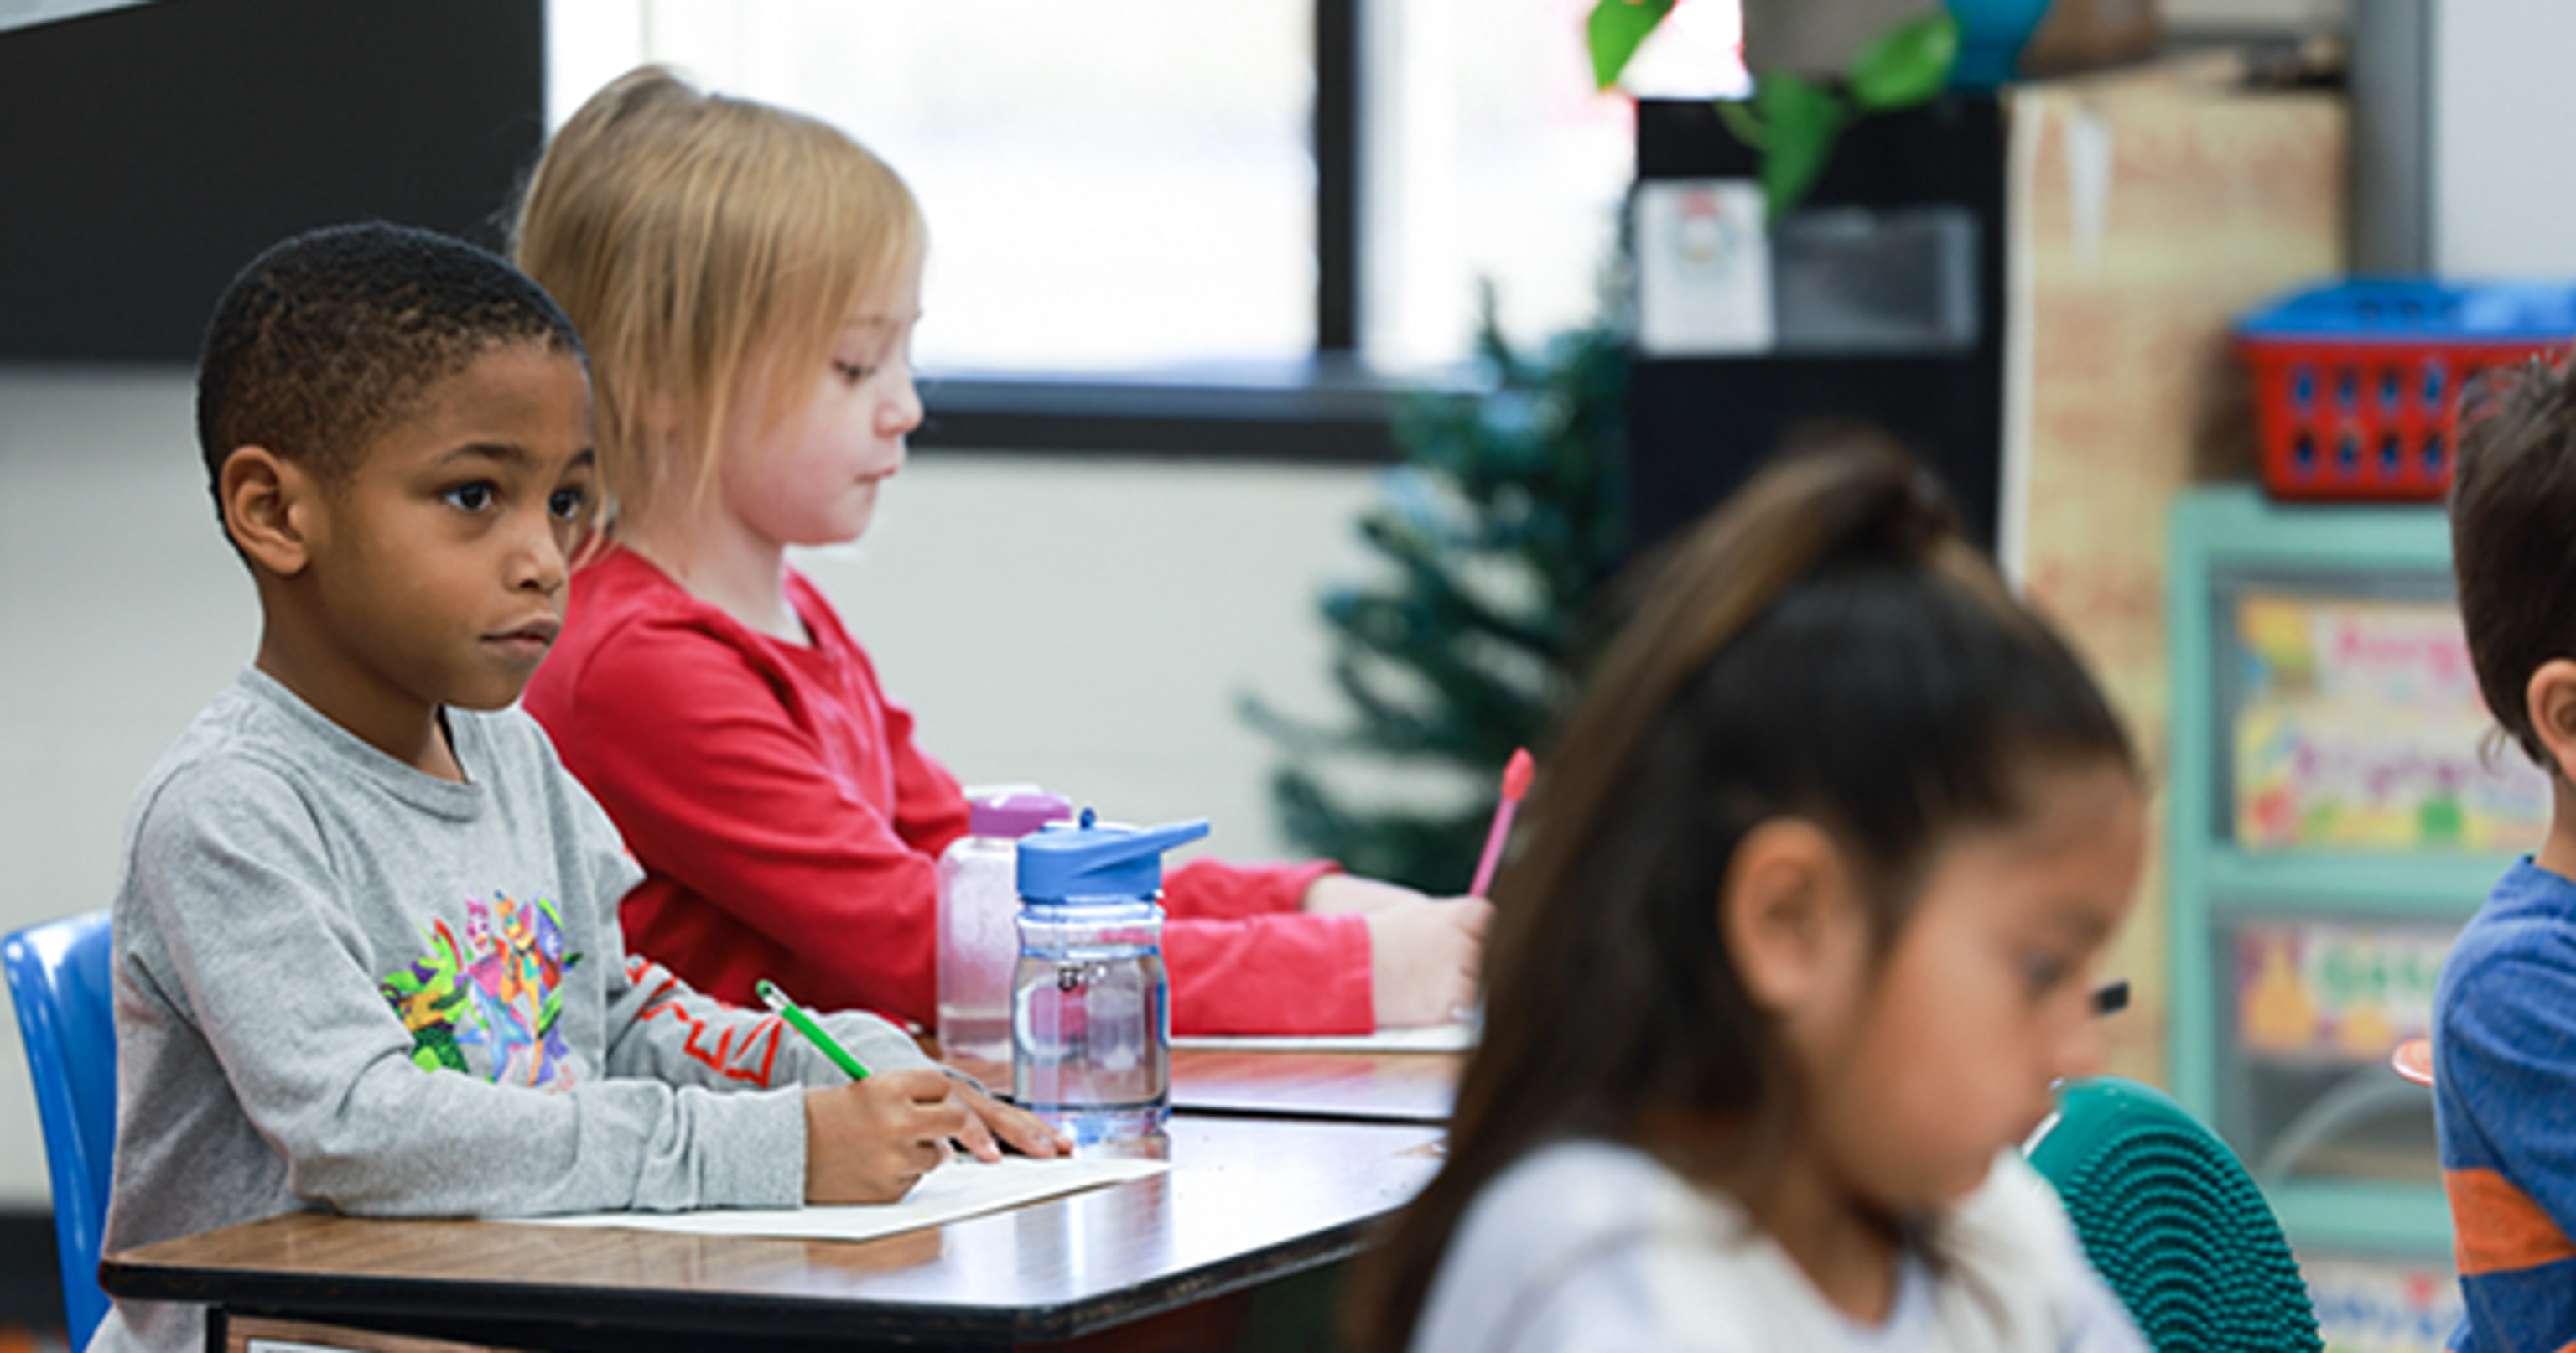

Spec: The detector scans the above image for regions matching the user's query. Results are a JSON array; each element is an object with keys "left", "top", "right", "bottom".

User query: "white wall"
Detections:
[
  {"left": 0, "top": 365, "right": 1388, "bottom": 1206},
  {"left": 803, "top": 454, "right": 1387, "bottom": 858},
  {"left": 2430, "top": 0, "right": 2576, "bottom": 277}
]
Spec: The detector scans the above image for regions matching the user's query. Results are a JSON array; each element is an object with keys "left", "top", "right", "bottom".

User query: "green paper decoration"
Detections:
[
  {"left": 1589, "top": 4, "right": 1961, "bottom": 222},
  {"left": 1587, "top": 0, "right": 1677, "bottom": 92}
]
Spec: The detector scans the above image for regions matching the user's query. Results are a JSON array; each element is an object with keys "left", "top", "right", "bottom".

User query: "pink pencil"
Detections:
[{"left": 1467, "top": 748, "right": 1536, "bottom": 898}]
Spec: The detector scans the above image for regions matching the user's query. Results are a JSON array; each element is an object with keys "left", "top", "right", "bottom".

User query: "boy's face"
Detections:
[{"left": 294, "top": 343, "right": 594, "bottom": 718}]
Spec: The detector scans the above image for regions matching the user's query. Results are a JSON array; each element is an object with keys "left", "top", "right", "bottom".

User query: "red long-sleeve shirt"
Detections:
[{"left": 522, "top": 547, "right": 1371, "bottom": 1036}]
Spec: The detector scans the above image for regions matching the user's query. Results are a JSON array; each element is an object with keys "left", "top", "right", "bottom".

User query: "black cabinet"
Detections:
[{"left": 1628, "top": 96, "right": 2007, "bottom": 553}]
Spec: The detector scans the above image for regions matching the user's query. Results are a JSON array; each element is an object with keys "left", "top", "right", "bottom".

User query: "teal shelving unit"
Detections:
[{"left": 2166, "top": 486, "right": 2536, "bottom": 1262}]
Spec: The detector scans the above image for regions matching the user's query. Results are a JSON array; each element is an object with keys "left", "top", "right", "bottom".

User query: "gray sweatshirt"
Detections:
[{"left": 93, "top": 669, "right": 937, "bottom": 1353}]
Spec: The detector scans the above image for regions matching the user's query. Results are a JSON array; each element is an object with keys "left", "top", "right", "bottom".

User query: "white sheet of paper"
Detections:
[
  {"left": 507, "top": 1154, "right": 1168, "bottom": 1242},
  {"left": 1170, "top": 1020, "right": 1477, "bottom": 1054}
]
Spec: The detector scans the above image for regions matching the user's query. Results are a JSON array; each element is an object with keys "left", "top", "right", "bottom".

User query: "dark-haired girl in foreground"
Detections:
[{"left": 1351, "top": 438, "right": 2149, "bottom": 1352}]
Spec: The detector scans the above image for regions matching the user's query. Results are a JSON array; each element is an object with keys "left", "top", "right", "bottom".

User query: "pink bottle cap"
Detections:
[{"left": 968, "top": 790, "right": 1073, "bottom": 839}]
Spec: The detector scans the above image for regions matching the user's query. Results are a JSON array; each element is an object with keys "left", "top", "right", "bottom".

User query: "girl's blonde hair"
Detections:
[{"left": 512, "top": 65, "right": 925, "bottom": 537}]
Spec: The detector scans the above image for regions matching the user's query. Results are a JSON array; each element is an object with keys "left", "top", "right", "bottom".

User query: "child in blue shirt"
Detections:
[
  {"left": 2432, "top": 357, "right": 2576, "bottom": 1351},
  {"left": 96, "top": 223, "right": 1058, "bottom": 1353}
]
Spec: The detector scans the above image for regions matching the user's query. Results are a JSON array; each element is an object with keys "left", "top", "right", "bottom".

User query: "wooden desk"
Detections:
[
  {"left": 1168, "top": 1048, "right": 1459, "bottom": 1124},
  {"left": 101, "top": 1115, "right": 1444, "bottom": 1353}
]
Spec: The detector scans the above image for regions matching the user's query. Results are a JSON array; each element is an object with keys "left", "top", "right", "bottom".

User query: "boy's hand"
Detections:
[
  {"left": 802, "top": 1069, "right": 967, "bottom": 1204},
  {"left": 1365, "top": 896, "right": 1491, "bottom": 1028},
  {"left": 946, "top": 1081, "right": 1072, "bottom": 1163}
]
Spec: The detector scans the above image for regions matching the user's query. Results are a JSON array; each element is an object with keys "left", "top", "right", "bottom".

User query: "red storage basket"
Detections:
[{"left": 2234, "top": 281, "right": 2576, "bottom": 502}]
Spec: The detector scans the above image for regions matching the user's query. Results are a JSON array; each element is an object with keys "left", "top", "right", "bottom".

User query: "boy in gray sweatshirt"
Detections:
[{"left": 93, "top": 223, "right": 1063, "bottom": 1353}]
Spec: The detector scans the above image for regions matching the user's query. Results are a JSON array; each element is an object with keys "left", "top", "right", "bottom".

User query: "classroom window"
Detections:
[
  {"left": 548, "top": 0, "right": 1313, "bottom": 374},
  {"left": 546, "top": 0, "right": 1669, "bottom": 377},
  {"left": 1359, "top": 0, "right": 1741, "bottom": 365}
]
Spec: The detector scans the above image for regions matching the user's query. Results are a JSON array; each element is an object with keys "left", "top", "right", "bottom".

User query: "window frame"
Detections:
[{"left": 911, "top": 0, "right": 1414, "bottom": 464}]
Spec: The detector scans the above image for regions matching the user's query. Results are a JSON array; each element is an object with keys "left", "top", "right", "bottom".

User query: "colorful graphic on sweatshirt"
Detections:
[
  {"left": 377, "top": 892, "right": 586, "bottom": 1089},
  {"left": 378, "top": 920, "right": 475, "bottom": 1075}
]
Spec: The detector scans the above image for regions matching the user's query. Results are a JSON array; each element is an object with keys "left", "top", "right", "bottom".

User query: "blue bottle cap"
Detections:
[{"left": 1016, "top": 808, "right": 1211, "bottom": 903}]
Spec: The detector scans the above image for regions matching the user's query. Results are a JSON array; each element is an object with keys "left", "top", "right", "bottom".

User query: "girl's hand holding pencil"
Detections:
[
  {"left": 1366, "top": 899, "right": 1490, "bottom": 1027},
  {"left": 1315, "top": 749, "right": 1537, "bottom": 1029},
  {"left": 1301, "top": 873, "right": 1492, "bottom": 1029},
  {"left": 1289, "top": 749, "right": 1533, "bottom": 1029}
]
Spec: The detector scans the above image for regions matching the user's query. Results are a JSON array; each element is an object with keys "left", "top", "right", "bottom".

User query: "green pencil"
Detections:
[{"left": 756, "top": 978, "right": 872, "bottom": 1081}]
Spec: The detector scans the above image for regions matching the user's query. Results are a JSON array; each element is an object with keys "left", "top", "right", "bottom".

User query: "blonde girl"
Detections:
[{"left": 514, "top": 67, "right": 1487, "bottom": 1039}]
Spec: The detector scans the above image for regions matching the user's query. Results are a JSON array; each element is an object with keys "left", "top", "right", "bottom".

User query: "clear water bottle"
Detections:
[
  {"left": 1012, "top": 810, "right": 1208, "bottom": 1143},
  {"left": 937, "top": 789, "right": 1070, "bottom": 1079}
]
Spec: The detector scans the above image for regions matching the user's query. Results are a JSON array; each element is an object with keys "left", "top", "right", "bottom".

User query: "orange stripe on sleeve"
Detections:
[{"left": 2447, "top": 1166, "right": 2576, "bottom": 1276}]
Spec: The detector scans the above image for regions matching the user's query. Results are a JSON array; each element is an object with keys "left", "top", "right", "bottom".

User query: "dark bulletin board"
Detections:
[
  {"left": 0, "top": 0, "right": 545, "bottom": 362},
  {"left": 1628, "top": 95, "right": 2008, "bottom": 557}
]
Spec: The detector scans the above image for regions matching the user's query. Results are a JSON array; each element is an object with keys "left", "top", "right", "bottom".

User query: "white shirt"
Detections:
[{"left": 1410, "top": 1140, "right": 2148, "bottom": 1353}]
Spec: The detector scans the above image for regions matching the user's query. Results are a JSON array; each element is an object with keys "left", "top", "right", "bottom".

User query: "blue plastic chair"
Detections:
[
  {"left": 4, "top": 911, "right": 116, "bottom": 1350},
  {"left": 2027, "top": 1076, "right": 2322, "bottom": 1353}
]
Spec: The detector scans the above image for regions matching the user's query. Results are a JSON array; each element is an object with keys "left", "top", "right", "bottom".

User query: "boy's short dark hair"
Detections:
[
  {"left": 195, "top": 221, "right": 585, "bottom": 524},
  {"left": 2450, "top": 355, "right": 2576, "bottom": 771}
]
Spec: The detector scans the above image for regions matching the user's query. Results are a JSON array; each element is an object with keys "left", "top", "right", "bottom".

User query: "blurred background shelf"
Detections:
[
  {"left": 2269, "top": 1180, "right": 2457, "bottom": 1258},
  {"left": 2168, "top": 485, "right": 2544, "bottom": 1332},
  {"left": 2205, "top": 848, "right": 2503, "bottom": 917}
]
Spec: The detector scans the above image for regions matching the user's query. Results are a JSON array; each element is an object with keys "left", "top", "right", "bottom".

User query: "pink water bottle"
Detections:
[{"left": 936, "top": 788, "right": 1070, "bottom": 1076}]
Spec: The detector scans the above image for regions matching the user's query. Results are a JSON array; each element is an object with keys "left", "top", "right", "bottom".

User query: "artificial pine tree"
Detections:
[{"left": 1244, "top": 295, "right": 1630, "bottom": 892}]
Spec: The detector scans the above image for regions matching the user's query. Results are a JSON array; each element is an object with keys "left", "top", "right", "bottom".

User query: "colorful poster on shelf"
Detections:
[
  {"left": 2236, "top": 921, "right": 2454, "bottom": 1063},
  {"left": 2304, "top": 1254, "right": 2462, "bottom": 1353},
  {"left": 2233, "top": 593, "right": 2547, "bottom": 851}
]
